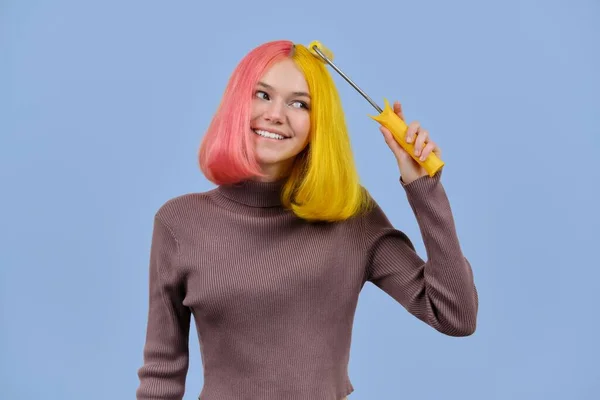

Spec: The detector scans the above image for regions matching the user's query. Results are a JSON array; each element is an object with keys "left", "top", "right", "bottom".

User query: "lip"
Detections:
[{"left": 252, "top": 127, "right": 290, "bottom": 139}]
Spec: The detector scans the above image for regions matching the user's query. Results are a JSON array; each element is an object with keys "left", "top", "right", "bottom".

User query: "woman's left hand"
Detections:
[{"left": 379, "top": 100, "right": 442, "bottom": 185}]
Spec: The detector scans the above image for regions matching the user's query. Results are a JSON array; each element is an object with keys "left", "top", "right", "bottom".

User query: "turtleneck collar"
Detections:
[{"left": 216, "top": 178, "right": 287, "bottom": 208}]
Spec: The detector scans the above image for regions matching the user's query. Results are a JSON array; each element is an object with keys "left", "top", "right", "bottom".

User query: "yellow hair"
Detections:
[{"left": 280, "top": 44, "right": 373, "bottom": 222}]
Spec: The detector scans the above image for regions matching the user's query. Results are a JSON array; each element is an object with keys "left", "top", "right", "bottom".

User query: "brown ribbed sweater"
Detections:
[{"left": 136, "top": 170, "right": 478, "bottom": 400}]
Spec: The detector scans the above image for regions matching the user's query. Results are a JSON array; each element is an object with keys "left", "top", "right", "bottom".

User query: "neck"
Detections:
[
  {"left": 216, "top": 177, "right": 287, "bottom": 208},
  {"left": 255, "top": 161, "right": 293, "bottom": 183}
]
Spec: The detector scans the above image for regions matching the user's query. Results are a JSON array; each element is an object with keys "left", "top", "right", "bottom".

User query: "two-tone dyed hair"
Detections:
[{"left": 198, "top": 40, "right": 372, "bottom": 222}]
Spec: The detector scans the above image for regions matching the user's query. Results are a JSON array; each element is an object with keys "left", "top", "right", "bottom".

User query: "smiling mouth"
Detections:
[{"left": 252, "top": 129, "right": 288, "bottom": 140}]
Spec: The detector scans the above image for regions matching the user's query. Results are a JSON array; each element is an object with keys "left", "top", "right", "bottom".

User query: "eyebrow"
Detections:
[{"left": 257, "top": 81, "right": 311, "bottom": 99}]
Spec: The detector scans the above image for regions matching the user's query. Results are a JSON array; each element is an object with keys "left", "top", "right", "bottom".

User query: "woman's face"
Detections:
[{"left": 250, "top": 58, "right": 311, "bottom": 179}]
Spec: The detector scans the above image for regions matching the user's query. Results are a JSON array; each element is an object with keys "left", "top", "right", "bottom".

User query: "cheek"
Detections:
[
  {"left": 293, "top": 114, "right": 311, "bottom": 141},
  {"left": 250, "top": 99, "right": 268, "bottom": 119}
]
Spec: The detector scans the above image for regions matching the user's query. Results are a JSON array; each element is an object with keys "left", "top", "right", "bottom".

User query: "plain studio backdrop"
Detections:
[{"left": 1, "top": 0, "right": 598, "bottom": 399}]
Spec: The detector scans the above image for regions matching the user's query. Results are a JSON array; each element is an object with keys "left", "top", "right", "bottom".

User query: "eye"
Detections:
[
  {"left": 291, "top": 100, "right": 310, "bottom": 110},
  {"left": 256, "top": 90, "right": 270, "bottom": 100}
]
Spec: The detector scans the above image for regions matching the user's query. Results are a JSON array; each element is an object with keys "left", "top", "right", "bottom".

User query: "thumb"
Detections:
[{"left": 379, "top": 125, "right": 411, "bottom": 161}]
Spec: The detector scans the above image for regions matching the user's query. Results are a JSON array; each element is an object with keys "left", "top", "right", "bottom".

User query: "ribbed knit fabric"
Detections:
[{"left": 136, "top": 170, "right": 479, "bottom": 400}]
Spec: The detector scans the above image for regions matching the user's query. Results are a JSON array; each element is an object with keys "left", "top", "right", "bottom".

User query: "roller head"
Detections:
[{"left": 308, "top": 40, "right": 334, "bottom": 62}]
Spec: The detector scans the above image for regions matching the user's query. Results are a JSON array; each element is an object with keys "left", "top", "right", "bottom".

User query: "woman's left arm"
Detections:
[{"left": 364, "top": 100, "right": 479, "bottom": 337}]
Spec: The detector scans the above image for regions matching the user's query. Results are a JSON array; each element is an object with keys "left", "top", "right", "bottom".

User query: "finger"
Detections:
[
  {"left": 405, "top": 121, "right": 420, "bottom": 143},
  {"left": 419, "top": 140, "right": 437, "bottom": 161},
  {"left": 414, "top": 128, "right": 429, "bottom": 157},
  {"left": 393, "top": 100, "right": 405, "bottom": 121}
]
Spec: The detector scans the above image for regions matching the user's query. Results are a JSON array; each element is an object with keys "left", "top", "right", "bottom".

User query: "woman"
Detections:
[{"left": 136, "top": 40, "right": 478, "bottom": 400}]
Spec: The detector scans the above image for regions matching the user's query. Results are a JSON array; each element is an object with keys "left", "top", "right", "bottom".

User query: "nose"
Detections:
[{"left": 263, "top": 100, "right": 285, "bottom": 124}]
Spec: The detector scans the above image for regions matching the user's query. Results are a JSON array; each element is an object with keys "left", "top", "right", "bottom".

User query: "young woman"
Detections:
[{"left": 136, "top": 40, "right": 478, "bottom": 400}]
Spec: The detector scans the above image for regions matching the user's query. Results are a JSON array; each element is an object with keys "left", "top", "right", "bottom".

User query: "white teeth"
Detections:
[{"left": 254, "top": 129, "right": 285, "bottom": 140}]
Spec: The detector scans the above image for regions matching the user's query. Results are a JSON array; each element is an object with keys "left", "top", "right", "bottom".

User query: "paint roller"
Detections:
[{"left": 307, "top": 40, "right": 444, "bottom": 177}]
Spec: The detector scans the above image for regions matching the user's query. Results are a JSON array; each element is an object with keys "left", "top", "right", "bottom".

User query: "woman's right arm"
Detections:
[{"left": 136, "top": 215, "right": 191, "bottom": 400}]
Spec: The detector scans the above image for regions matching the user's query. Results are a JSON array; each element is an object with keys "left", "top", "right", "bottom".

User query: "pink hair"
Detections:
[{"left": 198, "top": 40, "right": 294, "bottom": 184}]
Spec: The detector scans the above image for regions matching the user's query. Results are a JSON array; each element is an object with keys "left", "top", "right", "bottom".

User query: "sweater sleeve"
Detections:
[
  {"left": 363, "top": 170, "right": 478, "bottom": 336},
  {"left": 136, "top": 214, "right": 191, "bottom": 399}
]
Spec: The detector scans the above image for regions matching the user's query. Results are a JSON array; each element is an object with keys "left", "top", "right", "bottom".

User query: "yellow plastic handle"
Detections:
[{"left": 369, "top": 98, "right": 444, "bottom": 177}]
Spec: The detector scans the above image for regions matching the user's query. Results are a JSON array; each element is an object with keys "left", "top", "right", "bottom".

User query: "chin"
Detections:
[
  {"left": 252, "top": 138, "right": 308, "bottom": 168},
  {"left": 255, "top": 152, "right": 291, "bottom": 165}
]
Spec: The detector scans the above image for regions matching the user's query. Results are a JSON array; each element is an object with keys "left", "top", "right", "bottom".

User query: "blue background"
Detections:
[{"left": 1, "top": 0, "right": 598, "bottom": 399}]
